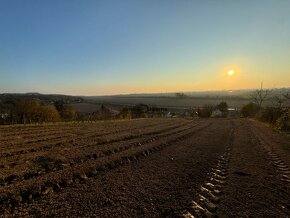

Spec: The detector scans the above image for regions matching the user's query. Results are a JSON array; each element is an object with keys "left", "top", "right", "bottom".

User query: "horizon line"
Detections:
[{"left": 1, "top": 86, "right": 290, "bottom": 97}]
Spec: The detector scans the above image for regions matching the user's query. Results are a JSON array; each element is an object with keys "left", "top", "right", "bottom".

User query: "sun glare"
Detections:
[{"left": 227, "top": 70, "right": 235, "bottom": 76}]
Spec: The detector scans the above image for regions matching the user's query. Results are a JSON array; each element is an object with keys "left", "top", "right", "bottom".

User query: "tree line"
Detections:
[
  {"left": 240, "top": 85, "right": 290, "bottom": 131},
  {"left": 0, "top": 99, "right": 76, "bottom": 125},
  {"left": 196, "top": 101, "right": 229, "bottom": 118}
]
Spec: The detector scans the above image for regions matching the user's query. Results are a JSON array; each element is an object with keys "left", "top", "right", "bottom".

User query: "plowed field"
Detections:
[{"left": 0, "top": 118, "right": 289, "bottom": 217}]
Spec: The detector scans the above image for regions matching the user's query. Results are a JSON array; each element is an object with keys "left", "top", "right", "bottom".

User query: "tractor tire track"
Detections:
[
  {"left": 251, "top": 126, "right": 290, "bottom": 186},
  {"left": 216, "top": 120, "right": 290, "bottom": 217},
  {"left": 181, "top": 123, "right": 235, "bottom": 217}
]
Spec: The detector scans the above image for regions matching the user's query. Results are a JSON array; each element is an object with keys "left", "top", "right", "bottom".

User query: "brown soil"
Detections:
[{"left": 0, "top": 118, "right": 289, "bottom": 217}]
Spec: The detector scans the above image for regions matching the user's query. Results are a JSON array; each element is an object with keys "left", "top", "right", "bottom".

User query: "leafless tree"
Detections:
[
  {"left": 273, "top": 94, "right": 286, "bottom": 108},
  {"left": 251, "top": 82, "right": 270, "bottom": 107}
]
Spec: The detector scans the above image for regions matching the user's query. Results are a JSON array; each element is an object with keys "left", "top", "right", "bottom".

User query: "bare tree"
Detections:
[
  {"left": 251, "top": 82, "right": 270, "bottom": 107},
  {"left": 271, "top": 89, "right": 290, "bottom": 107},
  {"left": 273, "top": 94, "right": 286, "bottom": 108}
]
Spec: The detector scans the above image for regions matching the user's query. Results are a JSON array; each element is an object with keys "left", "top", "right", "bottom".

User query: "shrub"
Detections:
[
  {"left": 61, "top": 105, "right": 76, "bottom": 120},
  {"left": 216, "top": 101, "right": 228, "bottom": 117},
  {"left": 216, "top": 101, "right": 228, "bottom": 113},
  {"left": 274, "top": 108, "right": 290, "bottom": 131},
  {"left": 118, "top": 108, "right": 132, "bottom": 119},
  {"left": 38, "top": 105, "right": 60, "bottom": 122},
  {"left": 197, "top": 105, "right": 214, "bottom": 118},
  {"left": 259, "top": 107, "right": 283, "bottom": 124},
  {"left": 240, "top": 102, "right": 260, "bottom": 117},
  {"left": 16, "top": 99, "right": 41, "bottom": 123}
]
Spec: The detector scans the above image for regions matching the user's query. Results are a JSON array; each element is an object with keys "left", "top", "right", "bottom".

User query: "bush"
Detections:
[
  {"left": 16, "top": 99, "right": 60, "bottom": 123},
  {"left": 118, "top": 108, "right": 132, "bottom": 119},
  {"left": 258, "top": 107, "right": 283, "bottom": 124},
  {"left": 61, "top": 105, "right": 76, "bottom": 120},
  {"left": 216, "top": 101, "right": 228, "bottom": 113},
  {"left": 38, "top": 105, "right": 60, "bottom": 122},
  {"left": 274, "top": 108, "right": 290, "bottom": 131},
  {"left": 197, "top": 105, "right": 214, "bottom": 118},
  {"left": 240, "top": 102, "right": 260, "bottom": 117},
  {"left": 16, "top": 99, "right": 41, "bottom": 123}
]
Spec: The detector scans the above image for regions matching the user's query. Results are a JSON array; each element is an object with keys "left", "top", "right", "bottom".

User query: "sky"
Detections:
[{"left": 0, "top": 0, "right": 290, "bottom": 95}]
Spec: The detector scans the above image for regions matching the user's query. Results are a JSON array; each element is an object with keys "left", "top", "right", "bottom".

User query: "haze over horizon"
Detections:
[{"left": 1, "top": 0, "right": 290, "bottom": 95}]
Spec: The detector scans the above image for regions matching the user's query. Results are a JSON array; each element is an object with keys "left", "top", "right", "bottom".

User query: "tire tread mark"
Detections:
[{"left": 181, "top": 122, "right": 235, "bottom": 218}]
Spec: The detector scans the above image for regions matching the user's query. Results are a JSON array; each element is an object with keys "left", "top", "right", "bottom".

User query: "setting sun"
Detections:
[{"left": 228, "top": 70, "right": 235, "bottom": 76}]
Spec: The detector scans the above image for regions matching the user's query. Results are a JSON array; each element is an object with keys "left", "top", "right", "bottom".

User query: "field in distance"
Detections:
[{"left": 84, "top": 89, "right": 290, "bottom": 111}]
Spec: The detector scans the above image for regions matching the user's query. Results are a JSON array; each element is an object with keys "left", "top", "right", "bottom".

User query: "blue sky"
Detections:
[{"left": 0, "top": 0, "right": 290, "bottom": 95}]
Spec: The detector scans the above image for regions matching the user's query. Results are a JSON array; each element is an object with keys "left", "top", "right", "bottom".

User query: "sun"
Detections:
[{"left": 227, "top": 70, "right": 235, "bottom": 76}]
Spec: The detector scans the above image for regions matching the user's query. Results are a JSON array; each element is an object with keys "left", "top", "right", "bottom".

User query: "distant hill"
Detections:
[{"left": 0, "top": 93, "right": 84, "bottom": 106}]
